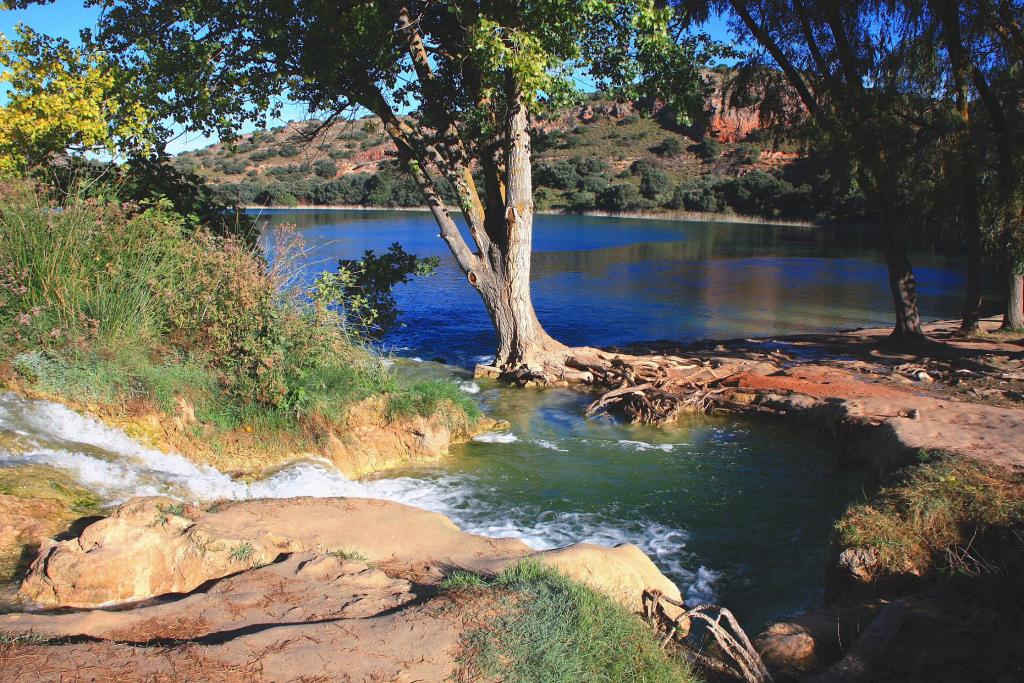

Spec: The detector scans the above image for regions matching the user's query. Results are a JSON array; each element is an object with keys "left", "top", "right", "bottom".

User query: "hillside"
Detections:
[{"left": 174, "top": 76, "right": 862, "bottom": 223}]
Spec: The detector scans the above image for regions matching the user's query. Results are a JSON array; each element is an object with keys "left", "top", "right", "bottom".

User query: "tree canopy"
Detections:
[{"left": 0, "top": 24, "right": 151, "bottom": 172}]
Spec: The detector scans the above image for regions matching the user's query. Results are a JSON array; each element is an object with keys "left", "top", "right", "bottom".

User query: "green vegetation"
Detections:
[
  {"left": 836, "top": 454, "right": 1024, "bottom": 579},
  {"left": 0, "top": 181, "right": 474, "bottom": 444},
  {"left": 448, "top": 561, "right": 699, "bottom": 683},
  {"left": 0, "top": 464, "right": 103, "bottom": 515},
  {"left": 177, "top": 104, "right": 847, "bottom": 223},
  {"left": 329, "top": 548, "right": 369, "bottom": 562},
  {"left": 229, "top": 542, "right": 254, "bottom": 562},
  {"left": 386, "top": 380, "right": 481, "bottom": 425},
  {"left": 312, "top": 243, "right": 439, "bottom": 338}
]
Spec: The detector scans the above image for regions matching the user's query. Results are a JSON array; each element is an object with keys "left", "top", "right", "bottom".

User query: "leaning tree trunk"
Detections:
[
  {"left": 1004, "top": 270, "right": 1024, "bottom": 331},
  {"left": 375, "top": 87, "right": 566, "bottom": 376},
  {"left": 876, "top": 184, "right": 925, "bottom": 339}
]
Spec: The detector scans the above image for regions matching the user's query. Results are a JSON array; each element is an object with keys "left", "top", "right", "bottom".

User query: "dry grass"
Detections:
[{"left": 836, "top": 453, "right": 1024, "bottom": 578}]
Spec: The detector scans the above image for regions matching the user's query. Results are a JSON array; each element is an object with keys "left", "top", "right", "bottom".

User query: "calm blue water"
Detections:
[
  {"left": 257, "top": 209, "right": 965, "bottom": 366},
  {"left": 253, "top": 209, "right": 963, "bottom": 630}
]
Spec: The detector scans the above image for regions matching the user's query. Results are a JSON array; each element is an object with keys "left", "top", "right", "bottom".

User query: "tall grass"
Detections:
[
  {"left": 0, "top": 183, "right": 183, "bottom": 340},
  {"left": 835, "top": 453, "right": 1024, "bottom": 578},
  {"left": 0, "top": 180, "right": 476, "bottom": 435}
]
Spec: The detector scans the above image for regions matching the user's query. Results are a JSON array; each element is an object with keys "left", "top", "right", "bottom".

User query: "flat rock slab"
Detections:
[
  {"left": 0, "top": 603, "right": 463, "bottom": 683},
  {"left": 2, "top": 551, "right": 415, "bottom": 642}
]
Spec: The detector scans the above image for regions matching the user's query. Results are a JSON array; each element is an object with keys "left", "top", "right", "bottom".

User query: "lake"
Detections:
[{"left": 257, "top": 208, "right": 966, "bottom": 366}]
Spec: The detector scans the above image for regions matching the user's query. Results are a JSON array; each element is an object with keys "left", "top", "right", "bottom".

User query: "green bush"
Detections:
[
  {"left": 639, "top": 166, "right": 671, "bottom": 200},
  {"left": 693, "top": 136, "right": 722, "bottom": 160},
  {"left": 655, "top": 137, "right": 684, "bottom": 157},
  {"left": 0, "top": 182, "right": 470, "bottom": 431},
  {"left": 734, "top": 143, "right": 761, "bottom": 165},
  {"left": 598, "top": 183, "right": 642, "bottom": 212}
]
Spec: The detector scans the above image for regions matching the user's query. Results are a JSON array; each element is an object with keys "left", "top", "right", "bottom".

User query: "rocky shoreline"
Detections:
[
  {"left": 0, "top": 496, "right": 682, "bottom": 681},
  {"left": 1, "top": 318, "right": 1021, "bottom": 681}
]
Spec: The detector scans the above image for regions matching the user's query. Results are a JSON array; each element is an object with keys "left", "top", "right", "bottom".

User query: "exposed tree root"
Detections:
[
  {"left": 566, "top": 351, "right": 776, "bottom": 425},
  {"left": 643, "top": 589, "right": 772, "bottom": 683},
  {"left": 477, "top": 346, "right": 779, "bottom": 424}
]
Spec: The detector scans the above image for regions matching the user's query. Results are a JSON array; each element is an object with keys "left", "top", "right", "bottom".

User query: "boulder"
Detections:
[
  {"left": 5, "top": 551, "right": 415, "bottom": 642},
  {"left": 18, "top": 496, "right": 682, "bottom": 616},
  {"left": 754, "top": 622, "right": 818, "bottom": 676},
  {"left": 535, "top": 542, "right": 684, "bottom": 614},
  {"left": 21, "top": 497, "right": 284, "bottom": 607}
]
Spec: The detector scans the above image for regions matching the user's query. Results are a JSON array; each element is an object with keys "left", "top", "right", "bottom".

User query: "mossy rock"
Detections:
[
  {"left": 0, "top": 464, "right": 105, "bottom": 584},
  {"left": 0, "top": 464, "right": 104, "bottom": 514}
]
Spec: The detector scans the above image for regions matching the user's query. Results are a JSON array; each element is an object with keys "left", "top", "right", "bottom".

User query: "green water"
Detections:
[{"left": 377, "top": 363, "right": 864, "bottom": 631}]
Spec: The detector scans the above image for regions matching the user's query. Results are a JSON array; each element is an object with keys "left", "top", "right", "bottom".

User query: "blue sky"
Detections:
[{"left": 1, "top": 1, "right": 741, "bottom": 154}]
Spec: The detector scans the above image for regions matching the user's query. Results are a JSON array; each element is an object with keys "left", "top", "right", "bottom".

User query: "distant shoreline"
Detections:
[{"left": 243, "top": 204, "right": 819, "bottom": 228}]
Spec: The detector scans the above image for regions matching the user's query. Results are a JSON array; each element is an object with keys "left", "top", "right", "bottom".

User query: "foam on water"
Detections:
[
  {"left": 458, "top": 381, "right": 481, "bottom": 394},
  {"left": 616, "top": 439, "right": 676, "bottom": 452},
  {"left": 0, "top": 392, "right": 716, "bottom": 601},
  {"left": 472, "top": 431, "right": 519, "bottom": 443},
  {"left": 532, "top": 439, "right": 568, "bottom": 452}
]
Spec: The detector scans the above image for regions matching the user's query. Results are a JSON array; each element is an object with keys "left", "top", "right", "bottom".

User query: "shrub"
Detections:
[
  {"left": 693, "top": 135, "right": 722, "bottom": 160},
  {"left": 566, "top": 190, "right": 596, "bottom": 211},
  {"left": 655, "top": 137, "right": 684, "bottom": 157},
  {"left": 0, "top": 183, "right": 408, "bottom": 422},
  {"left": 216, "top": 158, "right": 249, "bottom": 175},
  {"left": 597, "top": 183, "right": 641, "bottom": 212},
  {"left": 639, "top": 166, "right": 671, "bottom": 200},
  {"left": 534, "top": 160, "right": 580, "bottom": 190},
  {"left": 718, "top": 170, "right": 793, "bottom": 216},
  {"left": 277, "top": 144, "right": 300, "bottom": 158},
  {"left": 312, "top": 159, "right": 338, "bottom": 178},
  {"left": 669, "top": 180, "right": 724, "bottom": 213},
  {"left": 734, "top": 142, "right": 762, "bottom": 165},
  {"left": 311, "top": 242, "right": 439, "bottom": 338}
]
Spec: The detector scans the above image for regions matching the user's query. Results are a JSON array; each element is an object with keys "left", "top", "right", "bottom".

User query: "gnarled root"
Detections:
[
  {"left": 643, "top": 590, "right": 773, "bottom": 683},
  {"left": 569, "top": 353, "right": 775, "bottom": 425}
]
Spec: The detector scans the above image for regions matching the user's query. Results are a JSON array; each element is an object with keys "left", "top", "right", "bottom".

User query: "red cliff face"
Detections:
[
  {"left": 704, "top": 90, "right": 764, "bottom": 143},
  {"left": 700, "top": 69, "right": 806, "bottom": 143}
]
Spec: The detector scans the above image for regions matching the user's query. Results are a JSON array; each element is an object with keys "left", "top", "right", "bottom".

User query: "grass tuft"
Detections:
[
  {"left": 453, "top": 560, "right": 699, "bottom": 683},
  {"left": 329, "top": 548, "right": 368, "bottom": 561},
  {"left": 835, "top": 453, "right": 1024, "bottom": 578},
  {"left": 387, "top": 380, "right": 482, "bottom": 425},
  {"left": 440, "top": 570, "right": 489, "bottom": 591},
  {"left": 229, "top": 542, "right": 255, "bottom": 563}
]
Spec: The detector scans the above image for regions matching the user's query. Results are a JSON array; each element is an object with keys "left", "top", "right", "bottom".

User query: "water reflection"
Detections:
[{"left": 257, "top": 209, "right": 965, "bottom": 365}]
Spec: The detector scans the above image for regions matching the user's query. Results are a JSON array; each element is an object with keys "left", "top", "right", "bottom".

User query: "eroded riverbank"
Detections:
[{"left": 1, "top": 318, "right": 1021, "bottom": 681}]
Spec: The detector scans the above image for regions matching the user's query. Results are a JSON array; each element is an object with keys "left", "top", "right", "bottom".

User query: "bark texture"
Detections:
[
  {"left": 1004, "top": 271, "right": 1024, "bottom": 331},
  {"left": 373, "top": 13, "right": 566, "bottom": 377}
]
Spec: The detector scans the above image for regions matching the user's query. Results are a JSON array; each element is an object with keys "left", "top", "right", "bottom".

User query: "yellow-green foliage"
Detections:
[
  {"left": 0, "top": 25, "right": 150, "bottom": 172},
  {"left": 836, "top": 455, "right": 1024, "bottom": 577}
]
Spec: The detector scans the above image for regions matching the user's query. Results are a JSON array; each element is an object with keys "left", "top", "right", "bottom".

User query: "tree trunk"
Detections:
[
  {"left": 1004, "top": 270, "right": 1024, "bottom": 331},
  {"left": 882, "top": 224, "right": 924, "bottom": 339},
  {"left": 473, "top": 94, "right": 566, "bottom": 370},
  {"left": 871, "top": 171, "right": 925, "bottom": 340},
  {"left": 960, "top": 231, "right": 984, "bottom": 334}
]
